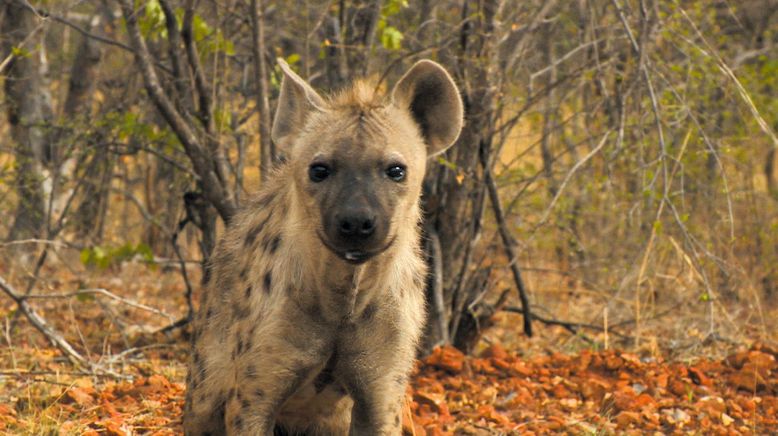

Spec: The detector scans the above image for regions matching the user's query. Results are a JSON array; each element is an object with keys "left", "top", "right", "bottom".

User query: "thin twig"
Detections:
[
  {"left": 26, "top": 288, "right": 175, "bottom": 323},
  {"left": 483, "top": 166, "right": 533, "bottom": 337},
  {"left": 534, "top": 130, "right": 611, "bottom": 229},
  {"left": 0, "top": 275, "right": 87, "bottom": 366},
  {"left": 0, "top": 239, "right": 71, "bottom": 248},
  {"left": 158, "top": 217, "right": 197, "bottom": 334}
]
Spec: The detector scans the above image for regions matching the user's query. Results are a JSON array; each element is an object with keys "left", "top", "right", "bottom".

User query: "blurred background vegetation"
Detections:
[{"left": 1, "top": 0, "right": 776, "bottom": 362}]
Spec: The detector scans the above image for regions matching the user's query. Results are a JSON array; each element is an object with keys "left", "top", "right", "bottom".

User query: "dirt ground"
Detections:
[{"left": 1, "top": 259, "right": 776, "bottom": 435}]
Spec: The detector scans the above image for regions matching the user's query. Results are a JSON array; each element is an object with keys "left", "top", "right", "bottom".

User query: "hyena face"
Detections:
[{"left": 273, "top": 60, "right": 463, "bottom": 264}]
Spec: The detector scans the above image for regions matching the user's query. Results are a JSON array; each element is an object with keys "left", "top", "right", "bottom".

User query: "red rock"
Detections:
[
  {"left": 426, "top": 346, "right": 465, "bottom": 374},
  {"left": 632, "top": 393, "right": 656, "bottom": 410},
  {"left": 64, "top": 387, "right": 95, "bottom": 407},
  {"left": 615, "top": 411, "right": 642, "bottom": 428},
  {"left": 512, "top": 361, "right": 533, "bottom": 377},
  {"left": 669, "top": 379, "right": 689, "bottom": 397},
  {"left": 747, "top": 351, "right": 776, "bottom": 371},
  {"left": 413, "top": 391, "right": 448, "bottom": 415},
  {"left": 481, "top": 344, "right": 509, "bottom": 360},
  {"left": 688, "top": 367, "right": 713, "bottom": 386},
  {"left": 605, "top": 355, "right": 624, "bottom": 371},
  {"left": 697, "top": 396, "right": 727, "bottom": 416},
  {"left": 471, "top": 358, "right": 498, "bottom": 375},
  {"left": 491, "top": 357, "right": 512, "bottom": 372},
  {"left": 726, "top": 350, "right": 750, "bottom": 369},
  {"left": 728, "top": 370, "right": 766, "bottom": 392}
]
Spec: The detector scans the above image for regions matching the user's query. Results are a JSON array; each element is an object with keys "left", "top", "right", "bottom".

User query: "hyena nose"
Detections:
[{"left": 338, "top": 213, "right": 376, "bottom": 239}]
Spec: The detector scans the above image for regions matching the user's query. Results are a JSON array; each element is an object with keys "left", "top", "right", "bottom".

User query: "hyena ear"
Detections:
[
  {"left": 271, "top": 58, "right": 326, "bottom": 151},
  {"left": 391, "top": 60, "right": 464, "bottom": 157}
]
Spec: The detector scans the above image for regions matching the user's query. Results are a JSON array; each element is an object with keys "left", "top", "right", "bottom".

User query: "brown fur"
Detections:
[{"left": 183, "top": 59, "right": 463, "bottom": 435}]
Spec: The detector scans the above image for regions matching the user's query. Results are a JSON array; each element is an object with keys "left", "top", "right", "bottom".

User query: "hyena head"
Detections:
[{"left": 271, "top": 59, "right": 463, "bottom": 264}]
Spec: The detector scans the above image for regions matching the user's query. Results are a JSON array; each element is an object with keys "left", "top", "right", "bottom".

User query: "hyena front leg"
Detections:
[
  {"left": 223, "top": 324, "right": 331, "bottom": 435},
  {"left": 184, "top": 321, "right": 230, "bottom": 435},
  {"left": 340, "top": 330, "right": 415, "bottom": 436},
  {"left": 346, "top": 370, "right": 407, "bottom": 436}
]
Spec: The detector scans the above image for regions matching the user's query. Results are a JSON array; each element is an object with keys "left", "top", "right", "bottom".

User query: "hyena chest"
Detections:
[{"left": 275, "top": 346, "right": 354, "bottom": 429}]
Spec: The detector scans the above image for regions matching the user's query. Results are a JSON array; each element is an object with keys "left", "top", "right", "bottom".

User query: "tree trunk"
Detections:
[
  {"left": 68, "top": 15, "right": 111, "bottom": 242},
  {"left": 3, "top": 1, "right": 51, "bottom": 241},
  {"left": 250, "top": 0, "right": 275, "bottom": 177},
  {"left": 421, "top": 0, "right": 504, "bottom": 353}
]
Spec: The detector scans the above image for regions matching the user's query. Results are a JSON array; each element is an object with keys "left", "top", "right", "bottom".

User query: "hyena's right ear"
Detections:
[
  {"left": 271, "top": 59, "right": 326, "bottom": 152},
  {"left": 391, "top": 60, "right": 464, "bottom": 157}
]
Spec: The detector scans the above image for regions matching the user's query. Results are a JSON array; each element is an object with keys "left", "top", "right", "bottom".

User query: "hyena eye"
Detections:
[
  {"left": 386, "top": 164, "right": 406, "bottom": 182},
  {"left": 309, "top": 164, "right": 331, "bottom": 182}
]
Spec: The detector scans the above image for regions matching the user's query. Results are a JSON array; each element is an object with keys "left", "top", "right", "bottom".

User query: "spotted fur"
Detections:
[{"left": 183, "top": 59, "right": 463, "bottom": 435}]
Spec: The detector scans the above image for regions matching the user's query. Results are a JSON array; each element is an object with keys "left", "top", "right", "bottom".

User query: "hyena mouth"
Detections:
[{"left": 316, "top": 232, "right": 396, "bottom": 265}]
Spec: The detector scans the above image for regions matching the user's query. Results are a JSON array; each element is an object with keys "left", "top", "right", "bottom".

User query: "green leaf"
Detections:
[
  {"left": 76, "top": 293, "right": 95, "bottom": 303},
  {"left": 436, "top": 156, "right": 458, "bottom": 171},
  {"left": 380, "top": 26, "right": 404, "bottom": 51},
  {"left": 80, "top": 248, "right": 92, "bottom": 267},
  {"left": 11, "top": 46, "right": 30, "bottom": 58}
]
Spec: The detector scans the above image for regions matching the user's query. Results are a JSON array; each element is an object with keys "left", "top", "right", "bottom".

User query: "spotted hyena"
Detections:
[{"left": 183, "top": 58, "right": 463, "bottom": 435}]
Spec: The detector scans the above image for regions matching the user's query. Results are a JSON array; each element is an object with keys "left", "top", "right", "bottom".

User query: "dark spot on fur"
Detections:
[
  {"left": 270, "top": 235, "right": 281, "bottom": 253},
  {"left": 245, "top": 364, "right": 256, "bottom": 378},
  {"left": 195, "top": 358, "right": 205, "bottom": 380},
  {"left": 361, "top": 303, "right": 376, "bottom": 321},
  {"left": 263, "top": 271, "right": 272, "bottom": 293},
  {"left": 258, "top": 192, "right": 275, "bottom": 207},
  {"left": 239, "top": 267, "right": 248, "bottom": 280},
  {"left": 244, "top": 285, "right": 252, "bottom": 298},
  {"left": 234, "top": 302, "right": 250, "bottom": 319},
  {"left": 293, "top": 365, "right": 309, "bottom": 380},
  {"left": 335, "top": 383, "right": 348, "bottom": 395},
  {"left": 412, "top": 274, "right": 424, "bottom": 289},
  {"left": 314, "top": 350, "right": 338, "bottom": 393},
  {"left": 261, "top": 233, "right": 281, "bottom": 253},
  {"left": 394, "top": 374, "right": 406, "bottom": 386},
  {"left": 228, "top": 387, "right": 236, "bottom": 399},
  {"left": 293, "top": 295, "right": 324, "bottom": 323},
  {"left": 245, "top": 225, "right": 262, "bottom": 246},
  {"left": 232, "top": 415, "right": 243, "bottom": 430},
  {"left": 236, "top": 337, "right": 244, "bottom": 355},
  {"left": 254, "top": 388, "right": 264, "bottom": 398},
  {"left": 395, "top": 415, "right": 400, "bottom": 425},
  {"left": 202, "top": 265, "right": 212, "bottom": 285},
  {"left": 206, "top": 307, "right": 213, "bottom": 320}
]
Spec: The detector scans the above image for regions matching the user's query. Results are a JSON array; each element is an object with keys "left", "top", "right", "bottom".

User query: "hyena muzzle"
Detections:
[{"left": 183, "top": 58, "right": 463, "bottom": 435}]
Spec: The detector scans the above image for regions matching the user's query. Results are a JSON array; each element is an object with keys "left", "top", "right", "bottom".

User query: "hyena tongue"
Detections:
[{"left": 344, "top": 251, "right": 365, "bottom": 262}]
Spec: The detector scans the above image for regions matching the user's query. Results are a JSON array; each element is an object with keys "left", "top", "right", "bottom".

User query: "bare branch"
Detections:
[
  {"left": 535, "top": 130, "right": 611, "bottom": 228},
  {"left": 117, "top": 0, "right": 237, "bottom": 223},
  {"left": 0, "top": 275, "right": 87, "bottom": 366},
  {"left": 26, "top": 288, "right": 175, "bottom": 323}
]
